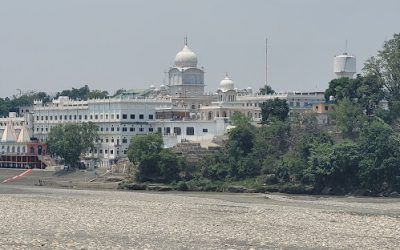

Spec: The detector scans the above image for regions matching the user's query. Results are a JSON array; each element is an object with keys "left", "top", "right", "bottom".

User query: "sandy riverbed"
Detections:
[{"left": 0, "top": 185, "right": 399, "bottom": 249}]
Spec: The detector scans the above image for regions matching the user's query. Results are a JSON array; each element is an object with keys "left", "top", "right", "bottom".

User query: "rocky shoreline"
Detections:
[{"left": 0, "top": 185, "right": 399, "bottom": 249}]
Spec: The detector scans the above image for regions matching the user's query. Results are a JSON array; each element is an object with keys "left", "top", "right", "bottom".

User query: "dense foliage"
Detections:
[
  {"left": 47, "top": 122, "right": 99, "bottom": 167},
  {"left": 261, "top": 98, "right": 289, "bottom": 123},
  {"left": 127, "top": 133, "right": 184, "bottom": 182},
  {"left": 195, "top": 34, "right": 400, "bottom": 195}
]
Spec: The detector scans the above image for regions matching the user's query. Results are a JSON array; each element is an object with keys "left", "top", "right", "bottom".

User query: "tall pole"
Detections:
[{"left": 265, "top": 37, "right": 268, "bottom": 87}]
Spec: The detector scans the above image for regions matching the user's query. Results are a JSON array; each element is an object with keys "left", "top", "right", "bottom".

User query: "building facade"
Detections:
[{"left": 27, "top": 41, "right": 325, "bottom": 167}]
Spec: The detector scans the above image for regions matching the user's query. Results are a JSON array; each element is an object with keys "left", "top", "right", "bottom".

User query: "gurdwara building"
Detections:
[{"left": 27, "top": 41, "right": 325, "bottom": 168}]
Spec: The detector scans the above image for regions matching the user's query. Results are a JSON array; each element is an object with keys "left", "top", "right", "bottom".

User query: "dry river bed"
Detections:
[{"left": 0, "top": 185, "right": 399, "bottom": 249}]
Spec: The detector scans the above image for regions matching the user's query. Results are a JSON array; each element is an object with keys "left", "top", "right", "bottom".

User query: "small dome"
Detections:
[
  {"left": 175, "top": 45, "right": 198, "bottom": 68},
  {"left": 219, "top": 74, "right": 234, "bottom": 91}
]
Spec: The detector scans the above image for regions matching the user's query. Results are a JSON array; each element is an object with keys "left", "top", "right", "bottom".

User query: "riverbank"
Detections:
[{"left": 0, "top": 185, "right": 399, "bottom": 249}]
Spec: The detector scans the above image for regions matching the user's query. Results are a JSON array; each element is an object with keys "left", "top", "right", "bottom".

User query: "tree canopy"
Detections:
[
  {"left": 363, "top": 33, "right": 400, "bottom": 120},
  {"left": 261, "top": 98, "right": 289, "bottom": 123},
  {"left": 127, "top": 133, "right": 184, "bottom": 182},
  {"left": 47, "top": 122, "right": 99, "bottom": 167},
  {"left": 259, "top": 84, "right": 275, "bottom": 95}
]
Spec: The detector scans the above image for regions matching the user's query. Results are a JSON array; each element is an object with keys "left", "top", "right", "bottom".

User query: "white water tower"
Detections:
[{"left": 333, "top": 52, "right": 356, "bottom": 78}]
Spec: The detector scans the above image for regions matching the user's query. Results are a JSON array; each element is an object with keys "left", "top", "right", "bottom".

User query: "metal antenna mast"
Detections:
[{"left": 265, "top": 37, "right": 268, "bottom": 86}]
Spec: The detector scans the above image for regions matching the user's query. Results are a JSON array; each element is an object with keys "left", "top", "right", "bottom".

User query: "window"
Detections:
[
  {"left": 69, "top": 115, "right": 72, "bottom": 120},
  {"left": 99, "top": 149, "right": 103, "bottom": 154},
  {"left": 84, "top": 115, "right": 87, "bottom": 120},
  {"left": 74, "top": 115, "right": 77, "bottom": 120},
  {"left": 122, "top": 138, "right": 128, "bottom": 143},
  {"left": 139, "top": 127, "right": 144, "bottom": 132},
  {"left": 54, "top": 116, "right": 57, "bottom": 121},
  {"left": 90, "top": 115, "right": 93, "bottom": 120},
  {"left": 45, "top": 116, "right": 48, "bottom": 120},
  {"left": 122, "top": 114, "right": 127, "bottom": 119},
  {"left": 130, "top": 127, "right": 134, "bottom": 132},
  {"left": 149, "top": 128, "right": 154, "bottom": 132},
  {"left": 116, "top": 114, "right": 119, "bottom": 119},
  {"left": 49, "top": 116, "right": 52, "bottom": 120},
  {"left": 148, "top": 114, "right": 154, "bottom": 120},
  {"left": 202, "top": 128, "right": 208, "bottom": 133},
  {"left": 186, "top": 127, "right": 195, "bottom": 135},
  {"left": 95, "top": 115, "right": 98, "bottom": 120},
  {"left": 36, "top": 116, "right": 39, "bottom": 121},
  {"left": 174, "top": 127, "right": 181, "bottom": 135},
  {"left": 117, "top": 127, "right": 120, "bottom": 132},
  {"left": 139, "top": 114, "right": 144, "bottom": 119},
  {"left": 41, "top": 116, "right": 44, "bottom": 120},
  {"left": 105, "top": 114, "right": 108, "bottom": 119},
  {"left": 325, "top": 106, "right": 329, "bottom": 111},
  {"left": 100, "top": 127, "right": 103, "bottom": 132},
  {"left": 130, "top": 114, "right": 135, "bottom": 119},
  {"left": 79, "top": 115, "right": 82, "bottom": 120},
  {"left": 110, "top": 150, "right": 114, "bottom": 155},
  {"left": 111, "top": 114, "right": 114, "bottom": 119},
  {"left": 122, "top": 127, "right": 127, "bottom": 132},
  {"left": 105, "top": 150, "right": 108, "bottom": 154},
  {"left": 111, "top": 127, "right": 114, "bottom": 132}
]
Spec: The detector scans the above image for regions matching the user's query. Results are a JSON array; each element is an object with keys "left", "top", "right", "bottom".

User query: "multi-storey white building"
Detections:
[
  {"left": 33, "top": 96, "right": 171, "bottom": 167},
  {"left": 30, "top": 40, "right": 325, "bottom": 167}
]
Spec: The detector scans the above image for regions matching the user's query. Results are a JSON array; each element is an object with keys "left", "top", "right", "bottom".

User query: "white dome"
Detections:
[
  {"left": 219, "top": 74, "right": 234, "bottom": 91},
  {"left": 175, "top": 45, "right": 198, "bottom": 67}
]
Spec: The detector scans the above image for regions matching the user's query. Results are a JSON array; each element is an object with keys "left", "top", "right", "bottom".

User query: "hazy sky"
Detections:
[{"left": 0, "top": 0, "right": 399, "bottom": 98}]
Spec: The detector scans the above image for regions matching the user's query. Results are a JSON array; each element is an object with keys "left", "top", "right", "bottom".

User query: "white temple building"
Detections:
[{"left": 28, "top": 39, "right": 325, "bottom": 167}]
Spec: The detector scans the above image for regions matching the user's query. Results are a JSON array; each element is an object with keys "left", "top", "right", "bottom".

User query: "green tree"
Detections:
[
  {"left": 261, "top": 98, "right": 289, "bottom": 123},
  {"left": 127, "top": 133, "right": 182, "bottom": 182},
  {"left": 47, "top": 122, "right": 99, "bottom": 167},
  {"left": 304, "top": 140, "right": 360, "bottom": 193},
  {"left": 259, "top": 84, "right": 275, "bottom": 95},
  {"left": 356, "top": 75, "right": 384, "bottom": 116},
  {"left": 363, "top": 33, "right": 400, "bottom": 120},
  {"left": 324, "top": 77, "right": 359, "bottom": 102},
  {"left": 88, "top": 90, "right": 109, "bottom": 99},
  {"left": 332, "top": 98, "right": 364, "bottom": 138},
  {"left": 358, "top": 119, "right": 400, "bottom": 192},
  {"left": 325, "top": 75, "right": 384, "bottom": 116}
]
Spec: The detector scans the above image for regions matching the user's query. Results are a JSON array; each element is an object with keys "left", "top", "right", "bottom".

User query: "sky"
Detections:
[{"left": 0, "top": 0, "right": 399, "bottom": 98}]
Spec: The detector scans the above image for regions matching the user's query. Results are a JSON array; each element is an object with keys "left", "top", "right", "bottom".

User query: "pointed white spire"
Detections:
[
  {"left": 17, "top": 124, "right": 31, "bottom": 143},
  {"left": 1, "top": 122, "right": 17, "bottom": 142}
]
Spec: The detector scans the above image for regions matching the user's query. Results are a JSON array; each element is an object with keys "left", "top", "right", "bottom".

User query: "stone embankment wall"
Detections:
[{"left": 171, "top": 141, "right": 220, "bottom": 168}]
